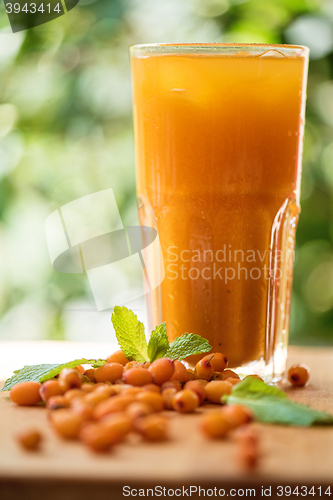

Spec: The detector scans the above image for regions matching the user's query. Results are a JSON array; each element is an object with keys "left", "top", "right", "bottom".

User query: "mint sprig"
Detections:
[
  {"left": 2, "top": 306, "right": 212, "bottom": 391},
  {"left": 111, "top": 306, "right": 149, "bottom": 362},
  {"left": 223, "top": 377, "right": 333, "bottom": 426},
  {"left": 147, "top": 322, "right": 169, "bottom": 362},
  {"left": 165, "top": 333, "right": 212, "bottom": 361},
  {"left": 111, "top": 306, "right": 212, "bottom": 363},
  {"left": 1, "top": 359, "right": 105, "bottom": 392}
]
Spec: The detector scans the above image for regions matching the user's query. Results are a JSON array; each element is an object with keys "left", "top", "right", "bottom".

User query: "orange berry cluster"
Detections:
[{"left": 10, "top": 352, "right": 309, "bottom": 461}]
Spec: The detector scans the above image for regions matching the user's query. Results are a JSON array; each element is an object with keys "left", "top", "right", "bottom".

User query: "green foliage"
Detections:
[
  {"left": 147, "top": 322, "right": 169, "bottom": 362},
  {"left": 111, "top": 306, "right": 149, "bottom": 362},
  {"left": 1, "top": 358, "right": 105, "bottom": 391},
  {"left": 224, "top": 377, "right": 333, "bottom": 426},
  {"left": 111, "top": 306, "right": 211, "bottom": 362},
  {"left": 165, "top": 334, "right": 212, "bottom": 361}
]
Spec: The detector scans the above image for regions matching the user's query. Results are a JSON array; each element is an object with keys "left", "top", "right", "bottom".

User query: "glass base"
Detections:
[{"left": 231, "top": 342, "right": 287, "bottom": 383}]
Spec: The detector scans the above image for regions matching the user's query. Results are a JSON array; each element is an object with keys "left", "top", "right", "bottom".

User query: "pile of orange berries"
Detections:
[{"left": 10, "top": 352, "right": 310, "bottom": 468}]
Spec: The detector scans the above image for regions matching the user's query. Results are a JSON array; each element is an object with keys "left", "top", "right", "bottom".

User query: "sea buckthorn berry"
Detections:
[
  {"left": 187, "top": 369, "right": 196, "bottom": 381},
  {"left": 46, "top": 395, "right": 69, "bottom": 410},
  {"left": 195, "top": 379, "right": 209, "bottom": 387},
  {"left": 233, "top": 424, "right": 260, "bottom": 471},
  {"left": 211, "top": 353, "right": 228, "bottom": 372},
  {"left": 184, "top": 381, "right": 206, "bottom": 404},
  {"left": 171, "top": 360, "right": 190, "bottom": 383},
  {"left": 126, "top": 402, "right": 153, "bottom": 421},
  {"left": 233, "top": 425, "right": 259, "bottom": 448},
  {"left": 64, "top": 389, "right": 84, "bottom": 404},
  {"left": 235, "top": 428, "right": 259, "bottom": 471},
  {"left": 84, "top": 369, "right": 95, "bottom": 383},
  {"left": 123, "top": 367, "right": 153, "bottom": 386},
  {"left": 136, "top": 391, "right": 164, "bottom": 412},
  {"left": 58, "top": 369, "right": 83, "bottom": 392},
  {"left": 80, "top": 383, "right": 95, "bottom": 393},
  {"left": 94, "top": 384, "right": 118, "bottom": 398},
  {"left": 202, "top": 353, "right": 228, "bottom": 372},
  {"left": 222, "top": 405, "right": 253, "bottom": 428},
  {"left": 101, "top": 412, "right": 133, "bottom": 442},
  {"left": 212, "top": 369, "right": 240, "bottom": 381},
  {"left": 95, "top": 384, "right": 118, "bottom": 398},
  {"left": 235, "top": 442, "right": 259, "bottom": 470},
  {"left": 161, "top": 380, "right": 182, "bottom": 393},
  {"left": 16, "top": 429, "right": 42, "bottom": 451},
  {"left": 80, "top": 423, "right": 114, "bottom": 452},
  {"left": 205, "top": 380, "right": 233, "bottom": 404},
  {"left": 114, "top": 379, "right": 125, "bottom": 385},
  {"left": 51, "top": 409, "right": 84, "bottom": 439},
  {"left": 70, "top": 399, "right": 94, "bottom": 421},
  {"left": 106, "top": 350, "right": 129, "bottom": 366},
  {"left": 200, "top": 411, "right": 231, "bottom": 439},
  {"left": 225, "top": 377, "right": 241, "bottom": 386},
  {"left": 121, "top": 386, "right": 143, "bottom": 397},
  {"left": 287, "top": 364, "right": 310, "bottom": 387},
  {"left": 135, "top": 414, "right": 169, "bottom": 441},
  {"left": 74, "top": 365, "right": 85, "bottom": 374},
  {"left": 148, "top": 358, "right": 175, "bottom": 385},
  {"left": 162, "top": 388, "right": 177, "bottom": 410},
  {"left": 94, "top": 395, "right": 135, "bottom": 420},
  {"left": 10, "top": 382, "right": 42, "bottom": 406},
  {"left": 110, "top": 384, "right": 123, "bottom": 393},
  {"left": 94, "top": 363, "right": 124, "bottom": 384},
  {"left": 124, "top": 361, "right": 140, "bottom": 371},
  {"left": 39, "top": 380, "right": 63, "bottom": 403},
  {"left": 142, "top": 384, "right": 160, "bottom": 393},
  {"left": 84, "top": 390, "right": 111, "bottom": 408},
  {"left": 172, "top": 390, "right": 199, "bottom": 413},
  {"left": 224, "top": 369, "right": 240, "bottom": 379},
  {"left": 119, "top": 384, "right": 133, "bottom": 391},
  {"left": 194, "top": 357, "right": 214, "bottom": 381}
]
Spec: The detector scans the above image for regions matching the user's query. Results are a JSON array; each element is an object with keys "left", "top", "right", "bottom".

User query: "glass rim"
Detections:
[{"left": 130, "top": 42, "right": 309, "bottom": 58}]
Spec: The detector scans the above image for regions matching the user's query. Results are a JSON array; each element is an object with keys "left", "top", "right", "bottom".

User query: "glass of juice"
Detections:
[{"left": 130, "top": 43, "right": 309, "bottom": 381}]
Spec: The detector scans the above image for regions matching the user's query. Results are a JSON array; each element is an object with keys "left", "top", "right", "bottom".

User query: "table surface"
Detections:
[{"left": 0, "top": 345, "right": 333, "bottom": 500}]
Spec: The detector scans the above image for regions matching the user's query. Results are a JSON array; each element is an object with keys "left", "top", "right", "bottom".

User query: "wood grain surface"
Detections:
[{"left": 0, "top": 346, "right": 332, "bottom": 500}]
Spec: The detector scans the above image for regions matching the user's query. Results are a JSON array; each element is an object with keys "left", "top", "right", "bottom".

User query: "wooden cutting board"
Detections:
[{"left": 0, "top": 346, "right": 333, "bottom": 500}]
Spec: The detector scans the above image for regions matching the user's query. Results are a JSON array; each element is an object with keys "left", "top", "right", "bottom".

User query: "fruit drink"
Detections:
[{"left": 131, "top": 44, "right": 309, "bottom": 379}]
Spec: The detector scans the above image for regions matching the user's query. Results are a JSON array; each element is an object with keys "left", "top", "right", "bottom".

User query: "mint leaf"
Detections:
[
  {"left": 1, "top": 359, "right": 103, "bottom": 392},
  {"left": 223, "top": 377, "right": 333, "bottom": 426},
  {"left": 165, "top": 333, "right": 212, "bottom": 361},
  {"left": 148, "top": 322, "right": 169, "bottom": 362},
  {"left": 91, "top": 360, "right": 107, "bottom": 368},
  {"left": 229, "top": 376, "right": 288, "bottom": 399},
  {"left": 111, "top": 306, "right": 149, "bottom": 363}
]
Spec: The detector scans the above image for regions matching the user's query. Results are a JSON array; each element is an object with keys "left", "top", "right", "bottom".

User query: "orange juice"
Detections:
[{"left": 131, "top": 44, "right": 309, "bottom": 379}]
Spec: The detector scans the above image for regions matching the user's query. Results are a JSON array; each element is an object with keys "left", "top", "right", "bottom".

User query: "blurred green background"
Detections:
[{"left": 0, "top": 0, "right": 332, "bottom": 345}]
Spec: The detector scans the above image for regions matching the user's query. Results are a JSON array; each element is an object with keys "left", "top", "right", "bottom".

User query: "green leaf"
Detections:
[
  {"left": 165, "top": 333, "right": 212, "bottom": 361},
  {"left": 91, "top": 359, "right": 107, "bottom": 368},
  {"left": 111, "top": 306, "right": 149, "bottom": 363},
  {"left": 148, "top": 322, "right": 169, "bottom": 362},
  {"left": 1, "top": 359, "right": 103, "bottom": 392},
  {"left": 223, "top": 377, "right": 333, "bottom": 426},
  {"left": 229, "top": 376, "right": 288, "bottom": 399}
]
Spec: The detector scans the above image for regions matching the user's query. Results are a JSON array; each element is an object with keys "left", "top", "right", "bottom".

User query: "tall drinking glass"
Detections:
[{"left": 130, "top": 43, "right": 309, "bottom": 381}]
